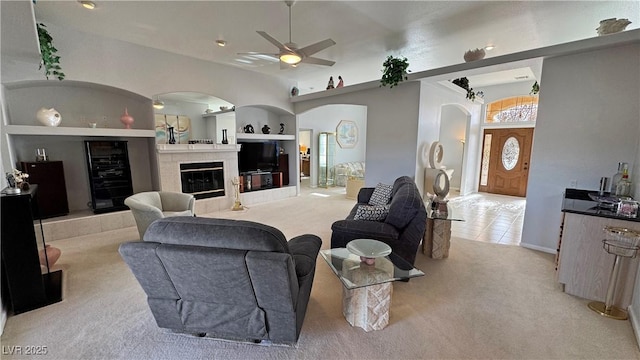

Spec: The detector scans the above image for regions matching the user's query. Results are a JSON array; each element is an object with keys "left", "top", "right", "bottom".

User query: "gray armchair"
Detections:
[
  {"left": 118, "top": 216, "right": 322, "bottom": 345},
  {"left": 124, "top": 191, "right": 195, "bottom": 239}
]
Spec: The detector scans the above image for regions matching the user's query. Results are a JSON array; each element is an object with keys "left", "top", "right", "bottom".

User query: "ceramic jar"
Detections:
[{"left": 36, "top": 107, "right": 62, "bottom": 127}]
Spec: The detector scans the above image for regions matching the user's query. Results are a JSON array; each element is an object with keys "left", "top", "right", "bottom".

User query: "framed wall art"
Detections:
[{"left": 336, "top": 120, "right": 358, "bottom": 149}]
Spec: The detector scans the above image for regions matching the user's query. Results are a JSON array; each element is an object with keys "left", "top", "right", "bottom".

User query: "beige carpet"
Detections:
[{"left": 2, "top": 188, "right": 639, "bottom": 359}]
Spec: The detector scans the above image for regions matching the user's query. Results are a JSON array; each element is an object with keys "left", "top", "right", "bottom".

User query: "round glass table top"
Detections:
[{"left": 346, "top": 239, "right": 392, "bottom": 258}]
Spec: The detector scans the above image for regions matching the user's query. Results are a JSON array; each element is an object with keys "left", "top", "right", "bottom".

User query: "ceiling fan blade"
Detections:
[
  {"left": 297, "top": 38, "right": 336, "bottom": 57},
  {"left": 237, "top": 52, "right": 279, "bottom": 58},
  {"left": 256, "top": 31, "right": 287, "bottom": 51},
  {"left": 301, "top": 56, "right": 335, "bottom": 67}
]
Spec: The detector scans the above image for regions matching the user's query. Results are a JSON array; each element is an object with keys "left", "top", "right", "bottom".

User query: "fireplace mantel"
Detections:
[{"left": 156, "top": 144, "right": 241, "bottom": 154}]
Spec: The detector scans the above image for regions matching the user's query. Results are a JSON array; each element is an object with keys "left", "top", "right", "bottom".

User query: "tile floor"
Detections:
[
  {"left": 447, "top": 192, "right": 526, "bottom": 245},
  {"left": 300, "top": 183, "right": 526, "bottom": 246}
]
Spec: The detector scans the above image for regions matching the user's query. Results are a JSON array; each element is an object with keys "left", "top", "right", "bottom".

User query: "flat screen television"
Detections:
[{"left": 238, "top": 141, "right": 279, "bottom": 173}]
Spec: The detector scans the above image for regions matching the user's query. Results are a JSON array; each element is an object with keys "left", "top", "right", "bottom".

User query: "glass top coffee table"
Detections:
[{"left": 320, "top": 241, "right": 424, "bottom": 331}]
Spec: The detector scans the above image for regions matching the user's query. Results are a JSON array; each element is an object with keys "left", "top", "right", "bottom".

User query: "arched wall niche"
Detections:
[{"left": 297, "top": 103, "right": 367, "bottom": 187}]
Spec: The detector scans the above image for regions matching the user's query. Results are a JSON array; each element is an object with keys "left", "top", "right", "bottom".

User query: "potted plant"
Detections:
[
  {"left": 452, "top": 77, "right": 478, "bottom": 101},
  {"left": 37, "top": 23, "right": 65, "bottom": 81},
  {"left": 380, "top": 56, "right": 410, "bottom": 88}
]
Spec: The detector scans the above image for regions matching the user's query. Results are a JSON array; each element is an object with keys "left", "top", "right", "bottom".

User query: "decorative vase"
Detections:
[
  {"left": 39, "top": 245, "right": 62, "bottom": 268},
  {"left": 596, "top": 18, "right": 631, "bottom": 36},
  {"left": 261, "top": 125, "right": 270, "bottom": 134},
  {"left": 167, "top": 126, "right": 176, "bottom": 144},
  {"left": 279, "top": 123, "right": 285, "bottom": 134},
  {"left": 36, "top": 107, "right": 62, "bottom": 127},
  {"left": 464, "top": 48, "right": 486, "bottom": 62},
  {"left": 222, "top": 129, "right": 229, "bottom": 144},
  {"left": 120, "top": 108, "right": 134, "bottom": 129}
]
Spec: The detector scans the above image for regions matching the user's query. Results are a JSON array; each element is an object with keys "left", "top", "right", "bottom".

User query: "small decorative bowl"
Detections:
[{"left": 464, "top": 48, "right": 486, "bottom": 62}]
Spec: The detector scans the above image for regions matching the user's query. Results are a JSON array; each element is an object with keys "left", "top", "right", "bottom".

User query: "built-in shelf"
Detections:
[
  {"left": 4, "top": 125, "right": 156, "bottom": 138},
  {"left": 156, "top": 144, "right": 241, "bottom": 153},
  {"left": 201, "top": 109, "right": 235, "bottom": 118},
  {"left": 236, "top": 133, "right": 295, "bottom": 141}
]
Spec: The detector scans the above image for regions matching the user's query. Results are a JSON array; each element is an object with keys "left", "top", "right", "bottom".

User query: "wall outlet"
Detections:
[{"left": 569, "top": 180, "right": 578, "bottom": 188}]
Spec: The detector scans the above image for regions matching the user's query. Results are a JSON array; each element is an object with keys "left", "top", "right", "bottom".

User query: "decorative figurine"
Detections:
[
  {"left": 337, "top": 76, "right": 344, "bottom": 88},
  {"left": 262, "top": 125, "right": 271, "bottom": 134},
  {"left": 244, "top": 124, "right": 254, "bottom": 133},
  {"left": 291, "top": 87, "right": 299, "bottom": 97},
  {"left": 231, "top": 177, "right": 244, "bottom": 211},
  {"left": 279, "top": 123, "right": 285, "bottom": 134},
  {"left": 326, "top": 76, "right": 334, "bottom": 90}
]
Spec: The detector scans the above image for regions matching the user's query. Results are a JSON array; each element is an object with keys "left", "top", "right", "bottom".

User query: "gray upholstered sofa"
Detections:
[
  {"left": 330, "top": 176, "right": 427, "bottom": 265},
  {"left": 119, "top": 216, "right": 322, "bottom": 344}
]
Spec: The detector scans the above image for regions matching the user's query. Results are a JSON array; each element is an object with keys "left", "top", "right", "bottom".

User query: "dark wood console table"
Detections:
[{"left": 1, "top": 185, "right": 63, "bottom": 314}]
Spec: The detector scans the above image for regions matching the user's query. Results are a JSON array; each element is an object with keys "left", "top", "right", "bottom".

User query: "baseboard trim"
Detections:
[
  {"left": 628, "top": 304, "right": 640, "bottom": 350},
  {"left": 519, "top": 242, "right": 556, "bottom": 254}
]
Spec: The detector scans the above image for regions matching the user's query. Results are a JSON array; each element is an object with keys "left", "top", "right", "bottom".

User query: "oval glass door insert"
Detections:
[{"left": 502, "top": 136, "right": 520, "bottom": 170}]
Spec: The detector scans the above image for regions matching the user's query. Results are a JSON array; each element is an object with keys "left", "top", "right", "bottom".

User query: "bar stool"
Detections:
[{"left": 588, "top": 226, "right": 640, "bottom": 320}]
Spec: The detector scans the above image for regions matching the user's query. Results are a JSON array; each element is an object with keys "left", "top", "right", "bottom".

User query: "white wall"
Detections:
[
  {"left": 417, "top": 82, "right": 482, "bottom": 197},
  {"left": 1, "top": 23, "right": 293, "bottom": 113},
  {"left": 439, "top": 106, "right": 467, "bottom": 189},
  {"left": 298, "top": 104, "right": 367, "bottom": 186},
  {"left": 295, "top": 82, "right": 420, "bottom": 187},
  {"left": 521, "top": 44, "right": 640, "bottom": 253}
]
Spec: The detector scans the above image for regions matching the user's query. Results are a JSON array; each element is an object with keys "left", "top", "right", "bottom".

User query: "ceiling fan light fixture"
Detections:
[
  {"left": 280, "top": 53, "right": 302, "bottom": 64},
  {"left": 152, "top": 98, "right": 165, "bottom": 110},
  {"left": 79, "top": 1, "right": 96, "bottom": 10}
]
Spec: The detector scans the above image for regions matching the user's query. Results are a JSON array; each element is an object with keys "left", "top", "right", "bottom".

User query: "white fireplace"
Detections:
[{"left": 156, "top": 144, "right": 240, "bottom": 214}]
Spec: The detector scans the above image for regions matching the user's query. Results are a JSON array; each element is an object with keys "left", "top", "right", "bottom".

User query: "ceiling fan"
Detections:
[{"left": 239, "top": 0, "right": 336, "bottom": 68}]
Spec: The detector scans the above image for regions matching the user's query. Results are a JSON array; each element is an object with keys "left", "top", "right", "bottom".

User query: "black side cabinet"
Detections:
[
  {"left": 84, "top": 140, "right": 134, "bottom": 214},
  {"left": 20, "top": 161, "right": 69, "bottom": 219},
  {"left": 1, "top": 186, "right": 63, "bottom": 314}
]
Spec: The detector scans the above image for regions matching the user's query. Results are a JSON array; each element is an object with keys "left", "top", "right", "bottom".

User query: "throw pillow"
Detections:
[
  {"left": 368, "top": 183, "right": 393, "bottom": 206},
  {"left": 354, "top": 204, "right": 391, "bottom": 221}
]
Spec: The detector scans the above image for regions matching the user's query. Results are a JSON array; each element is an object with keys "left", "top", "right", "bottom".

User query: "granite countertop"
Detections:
[{"left": 562, "top": 188, "right": 639, "bottom": 222}]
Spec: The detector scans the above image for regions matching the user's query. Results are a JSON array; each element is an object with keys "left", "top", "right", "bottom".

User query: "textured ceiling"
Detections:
[{"left": 27, "top": 1, "right": 640, "bottom": 93}]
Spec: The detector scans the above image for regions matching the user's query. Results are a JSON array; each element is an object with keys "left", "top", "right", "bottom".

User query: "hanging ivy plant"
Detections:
[
  {"left": 37, "top": 23, "right": 65, "bottom": 81},
  {"left": 452, "top": 77, "right": 478, "bottom": 101},
  {"left": 530, "top": 81, "right": 539, "bottom": 95},
  {"left": 380, "top": 56, "right": 410, "bottom": 88}
]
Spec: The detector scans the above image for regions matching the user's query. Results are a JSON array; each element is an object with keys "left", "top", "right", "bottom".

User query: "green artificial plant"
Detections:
[
  {"left": 452, "top": 77, "right": 478, "bottom": 101},
  {"left": 530, "top": 81, "right": 539, "bottom": 95},
  {"left": 37, "top": 23, "right": 65, "bottom": 81},
  {"left": 380, "top": 56, "right": 410, "bottom": 88}
]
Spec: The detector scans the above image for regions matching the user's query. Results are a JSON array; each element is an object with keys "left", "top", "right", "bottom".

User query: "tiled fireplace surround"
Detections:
[{"left": 40, "top": 144, "right": 296, "bottom": 241}]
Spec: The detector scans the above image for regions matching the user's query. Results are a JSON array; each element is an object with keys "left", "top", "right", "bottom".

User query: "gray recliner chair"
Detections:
[
  {"left": 119, "top": 216, "right": 322, "bottom": 345},
  {"left": 124, "top": 191, "right": 196, "bottom": 239}
]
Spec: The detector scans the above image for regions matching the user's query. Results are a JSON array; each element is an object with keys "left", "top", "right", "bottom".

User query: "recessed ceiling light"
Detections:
[
  {"left": 79, "top": 1, "right": 96, "bottom": 10},
  {"left": 215, "top": 40, "right": 227, "bottom": 47},
  {"left": 484, "top": 44, "right": 495, "bottom": 51}
]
